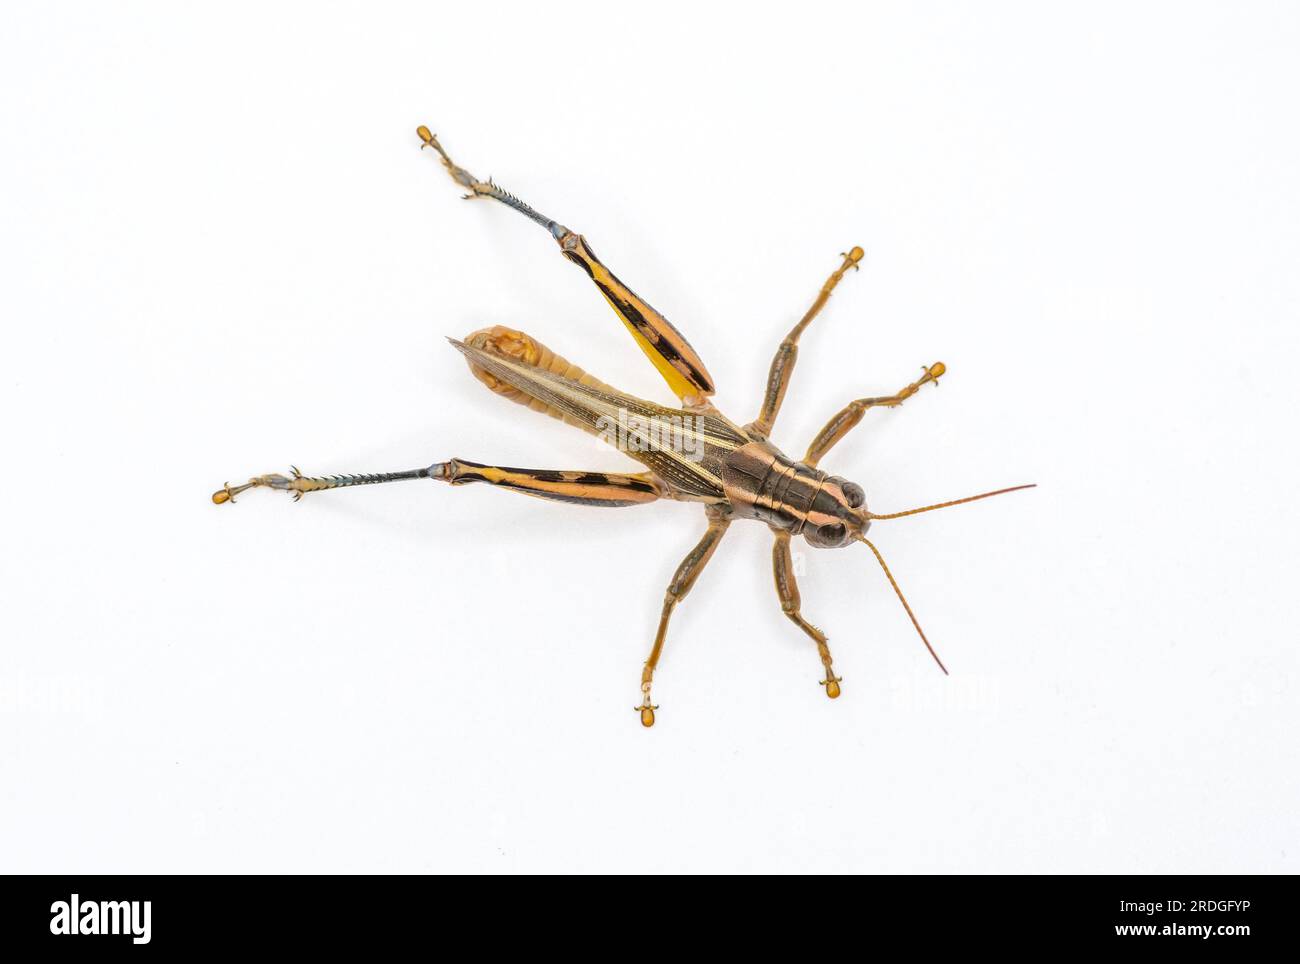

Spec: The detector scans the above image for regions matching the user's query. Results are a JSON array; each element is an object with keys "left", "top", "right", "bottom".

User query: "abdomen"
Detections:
[{"left": 463, "top": 325, "right": 619, "bottom": 434}]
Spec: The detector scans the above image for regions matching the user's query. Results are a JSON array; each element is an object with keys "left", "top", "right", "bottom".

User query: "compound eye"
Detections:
[
  {"left": 817, "top": 522, "right": 847, "bottom": 545},
  {"left": 841, "top": 482, "right": 865, "bottom": 508}
]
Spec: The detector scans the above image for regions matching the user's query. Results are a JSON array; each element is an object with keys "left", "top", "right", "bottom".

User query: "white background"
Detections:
[{"left": 2, "top": 2, "right": 1296, "bottom": 874}]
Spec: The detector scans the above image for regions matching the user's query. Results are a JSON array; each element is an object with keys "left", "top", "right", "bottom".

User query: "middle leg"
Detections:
[
  {"left": 638, "top": 505, "right": 732, "bottom": 727},
  {"left": 772, "top": 529, "right": 842, "bottom": 698}
]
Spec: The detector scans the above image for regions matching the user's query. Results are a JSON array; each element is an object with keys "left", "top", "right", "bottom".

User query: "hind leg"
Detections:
[
  {"left": 418, "top": 126, "right": 715, "bottom": 403},
  {"left": 213, "top": 461, "right": 661, "bottom": 507}
]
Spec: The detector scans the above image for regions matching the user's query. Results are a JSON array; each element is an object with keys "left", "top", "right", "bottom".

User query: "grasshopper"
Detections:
[{"left": 213, "top": 126, "right": 1033, "bottom": 727}]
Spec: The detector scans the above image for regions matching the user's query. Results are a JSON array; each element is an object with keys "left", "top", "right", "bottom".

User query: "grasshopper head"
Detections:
[{"left": 800, "top": 475, "right": 869, "bottom": 549}]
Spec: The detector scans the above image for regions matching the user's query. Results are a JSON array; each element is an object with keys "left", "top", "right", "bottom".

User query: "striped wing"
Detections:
[{"left": 449, "top": 338, "right": 747, "bottom": 501}]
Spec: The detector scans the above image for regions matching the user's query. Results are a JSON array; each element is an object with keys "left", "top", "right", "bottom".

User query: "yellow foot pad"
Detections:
[
  {"left": 820, "top": 673, "right": 843, "bottom": 699},
  {"left": 636, "top": 696, "right": 659, "bottom": 727}
]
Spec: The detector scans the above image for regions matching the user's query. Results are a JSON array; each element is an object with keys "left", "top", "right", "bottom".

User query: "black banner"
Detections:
[{"left": 0, "top": 875, "right": 1290, "bottom": 952}]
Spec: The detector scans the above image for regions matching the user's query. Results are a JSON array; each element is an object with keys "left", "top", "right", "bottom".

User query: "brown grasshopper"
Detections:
[{"left": 213, "top": 126, "right": 1033, "bottom": 727}]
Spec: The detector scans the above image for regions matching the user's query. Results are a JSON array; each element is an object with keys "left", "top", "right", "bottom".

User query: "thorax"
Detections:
[{"left": 720, "top": 438, "right": 830, "bottom": 533}]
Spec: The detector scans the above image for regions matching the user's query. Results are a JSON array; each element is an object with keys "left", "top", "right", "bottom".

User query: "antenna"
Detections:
[
  {"left": 867, "top": 484, "right": 1036, "bottom": 521},
  {"left": 858, "top": 535, "right": 948, "bottom": 675}
]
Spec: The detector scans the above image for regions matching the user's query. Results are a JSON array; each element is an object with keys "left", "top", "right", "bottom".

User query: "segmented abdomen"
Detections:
[{"left": 463, "top": 325, "right": 617, "bottom": 433}]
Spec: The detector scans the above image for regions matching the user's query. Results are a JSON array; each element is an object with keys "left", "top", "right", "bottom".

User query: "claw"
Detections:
[
  {"left": 212, "top": 478, "right": 269, "bottom": 505},
  {"left": 212, "top": 481, "right": 240, "bottom": 505}
]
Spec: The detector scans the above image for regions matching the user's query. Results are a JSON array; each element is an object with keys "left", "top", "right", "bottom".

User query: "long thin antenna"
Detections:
[
  {"left": 867, "top": 484, "right": 1036, "bottom": 521},
  {"left": 858, "top": 535, "right": 949, "bottom": 675}
]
